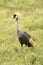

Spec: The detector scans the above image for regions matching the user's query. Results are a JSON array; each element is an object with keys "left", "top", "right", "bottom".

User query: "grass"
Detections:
[{"left": 0, "top": 0, "right": 43, "bottom": 65}]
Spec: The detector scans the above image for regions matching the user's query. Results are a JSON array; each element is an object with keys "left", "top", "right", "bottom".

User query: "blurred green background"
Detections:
[{"left": 0, "top": 0, "right": 43, "bottom": 65}]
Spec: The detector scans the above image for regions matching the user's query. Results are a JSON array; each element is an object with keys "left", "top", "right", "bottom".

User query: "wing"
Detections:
[
  {"left": 23, "top": 31, "right": 31, "bottom": 39},
  {"left": 17, "top": 29, "right": 34, "bottom": 47},
  {"left": 23, "top": 31, "right": 34, "bottom": 47},
  {"left": 17, "top": 29, "right": 31, "bottom": 39}
]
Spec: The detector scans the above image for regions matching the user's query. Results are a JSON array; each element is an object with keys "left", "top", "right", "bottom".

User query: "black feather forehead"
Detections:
[{"left": 13, "top": 14, "right": 17, "bottom": 18}]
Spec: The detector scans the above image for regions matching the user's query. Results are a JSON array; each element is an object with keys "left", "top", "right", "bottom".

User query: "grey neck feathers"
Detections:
[
  {"left": 16, "top": 21, "right": 19, "bottom": 33},
  {"left": 16, "top": 20, "right": 23, "bottom": 37}
]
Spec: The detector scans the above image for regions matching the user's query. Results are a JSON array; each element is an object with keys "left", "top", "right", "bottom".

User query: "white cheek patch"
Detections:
[{"left": 16, "top": 16, "right": 18, "bottom": 19}]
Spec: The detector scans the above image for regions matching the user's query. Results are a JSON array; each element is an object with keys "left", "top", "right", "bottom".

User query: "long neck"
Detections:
[{"left": 16, "top": 20, "right": 19, "bottom": 33}]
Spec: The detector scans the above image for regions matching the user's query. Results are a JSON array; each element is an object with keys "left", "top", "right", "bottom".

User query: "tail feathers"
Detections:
[
  {"left": 27, "top": 43, "right": 33, "bottom": 47},
  {"left": 28, "top": 38, "right": 36, "bottom": 47}
]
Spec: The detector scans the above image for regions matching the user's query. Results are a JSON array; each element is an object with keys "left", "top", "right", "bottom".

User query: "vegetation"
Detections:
[{"left": 0, "top": 0, "right": 43, "bottom": 65}]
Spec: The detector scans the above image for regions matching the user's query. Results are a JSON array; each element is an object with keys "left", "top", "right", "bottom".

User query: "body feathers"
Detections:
[{"left": 17, "top": 29, "right": 33, "bottom": 47}]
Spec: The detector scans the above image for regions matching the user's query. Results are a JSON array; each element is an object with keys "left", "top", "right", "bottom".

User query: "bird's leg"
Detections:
[{"left": 21, "top": 44, "right": 23, "bottom": 52}]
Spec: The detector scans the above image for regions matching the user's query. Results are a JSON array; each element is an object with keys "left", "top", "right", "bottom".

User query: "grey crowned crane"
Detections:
[{"left": 13, "top": 14, "right": 34, "bottom": 48}]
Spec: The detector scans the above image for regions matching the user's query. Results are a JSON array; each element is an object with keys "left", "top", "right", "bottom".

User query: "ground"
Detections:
[{"left": 0, "top": 0, "right": 43, "bottom": 65}]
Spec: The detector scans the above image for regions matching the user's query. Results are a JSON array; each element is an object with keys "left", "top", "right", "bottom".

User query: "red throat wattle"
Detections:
[{"left": 15, "top": 16, "right": 18, "bottom": 22}]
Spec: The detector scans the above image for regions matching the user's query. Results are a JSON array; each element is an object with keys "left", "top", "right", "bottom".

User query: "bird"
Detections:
[{"left": 13, "top": 14, "right": 35, "bottom": 48}]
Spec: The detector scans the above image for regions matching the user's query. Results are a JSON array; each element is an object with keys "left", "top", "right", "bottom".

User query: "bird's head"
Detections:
[{"left": 13, "top": 14, "right": 18, "bottom": 21}]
